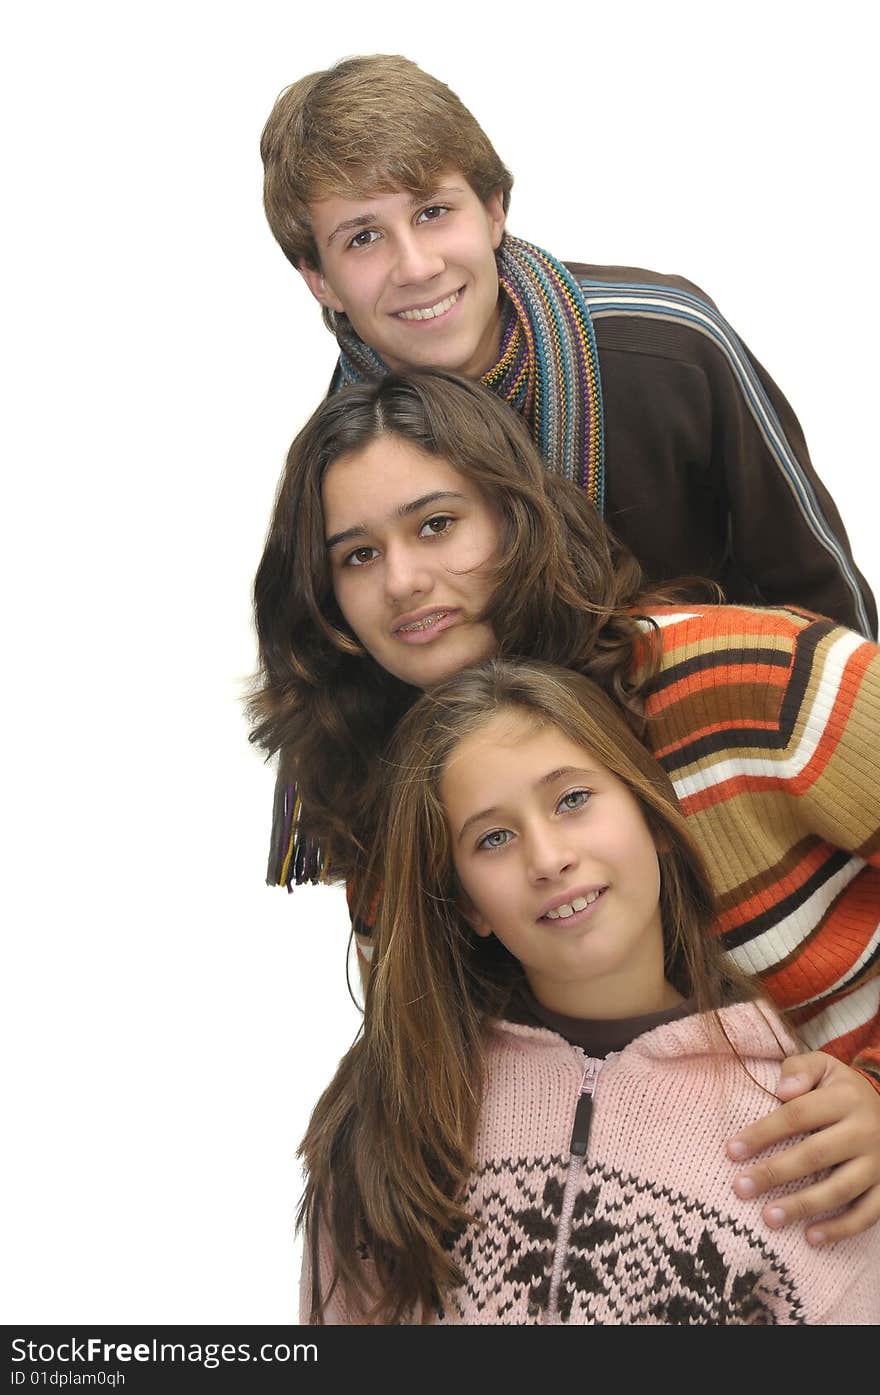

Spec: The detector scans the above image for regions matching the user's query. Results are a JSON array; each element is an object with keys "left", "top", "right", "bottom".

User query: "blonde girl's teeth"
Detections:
[{"left": 545, "top": 891, "right": 602, "bottom": 919}]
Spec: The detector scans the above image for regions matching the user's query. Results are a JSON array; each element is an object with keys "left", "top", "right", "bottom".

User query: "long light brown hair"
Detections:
[
  {"left": 299, "top": 659, "right": 756, "bottom": 1324},
  {"left": 250, "top": 371, "right": 679, "bottom": 882}
]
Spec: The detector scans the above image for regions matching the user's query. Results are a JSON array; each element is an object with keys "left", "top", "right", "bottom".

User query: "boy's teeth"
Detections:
[
  {"left": 544, "top": 891, "right": 601, "bottom": 920},
  {"left": 397, "top": 291, "right": 459, "bottom": 321}
]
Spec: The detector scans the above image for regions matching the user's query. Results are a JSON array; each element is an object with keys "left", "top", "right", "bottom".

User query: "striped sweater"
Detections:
[
  {"left": 353, "top": 604, "right": 880, "bottom": 1087},
  {"left": 638, "top": 604, "right": 880, "bottom": 1082},
  {"left": 302, "top": 1002, "right": 880, "bottom": 1324}
]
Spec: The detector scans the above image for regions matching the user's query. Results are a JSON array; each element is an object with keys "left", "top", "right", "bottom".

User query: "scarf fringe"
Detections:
[{"left": 266, "top": 775, "right": 330, "bottom": 889}]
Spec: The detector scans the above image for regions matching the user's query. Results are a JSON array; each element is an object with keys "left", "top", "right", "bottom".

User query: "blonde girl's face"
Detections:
[{"left": 440, "top": 710, "right": 679, "bottom": 1020}]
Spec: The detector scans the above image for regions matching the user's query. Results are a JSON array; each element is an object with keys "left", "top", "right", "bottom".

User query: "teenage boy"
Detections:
[{"left": 260, "top": 54, "right": 875, "bottom": 638}]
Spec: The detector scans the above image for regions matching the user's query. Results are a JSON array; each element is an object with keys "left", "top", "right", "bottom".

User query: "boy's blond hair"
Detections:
[{"left": 260, "top": 54, "right": 513, "bottom": 269}]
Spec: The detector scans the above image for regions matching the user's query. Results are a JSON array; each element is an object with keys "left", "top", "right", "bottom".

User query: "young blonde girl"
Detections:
[{"left": 299, "top": 659, "right": 879, "bottom": 1325}]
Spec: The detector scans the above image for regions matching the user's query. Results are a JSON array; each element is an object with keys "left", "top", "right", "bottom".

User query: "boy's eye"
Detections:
[
  {"left": 558, "top": 789, "right": 592, "bottom": 813},
  {"left": 417, "top": 204, "right": 449, "bottom": 223},
  {"left": 348, "top": 229, "right": 379, "bottom": 249},
  {"left": 477, "top": 828, "right": 513, "bottom": 852},
  {"left": 419, "top": 515, "right": 454, "bottom": 539},
  {"left": 343, "top": 545, "right": 379, "bottom": 567}
]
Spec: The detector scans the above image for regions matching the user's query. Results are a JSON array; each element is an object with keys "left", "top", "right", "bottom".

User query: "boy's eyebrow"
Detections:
[
  {"left": 325, "top": 491, "right": 467, "bottom": 550},
  {"left": 325, "top": 187, "right": 467, "bottom": 247},
  {"left": 456, "top": 768, "right": 597, "bottom": 842},
  {"left": 326, "top": 213, "right": 377, "bottom": 247}
]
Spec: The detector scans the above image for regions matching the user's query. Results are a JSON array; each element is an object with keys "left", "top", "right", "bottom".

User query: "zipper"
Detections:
[{"left": 544, "top": 1056, "right": 602, "bottom": 1323}]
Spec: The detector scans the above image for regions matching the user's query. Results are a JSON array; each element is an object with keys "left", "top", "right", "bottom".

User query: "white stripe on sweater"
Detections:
[
  {"left": 726, "top": 855, "right": 867, "bottom": 978},
  {"left": 797, "top": 977, "right": 880, "bottom": 1055},
  {"left": 671, "top": 629, "right": 866, "bottom": 799}
]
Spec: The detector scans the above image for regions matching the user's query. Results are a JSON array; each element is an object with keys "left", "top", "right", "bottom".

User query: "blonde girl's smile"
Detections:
[{"left": 538, "top": 885, "right": 607, "bottom": 923}]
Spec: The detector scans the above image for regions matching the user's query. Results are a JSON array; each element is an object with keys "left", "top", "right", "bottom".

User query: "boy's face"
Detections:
[{"left": 299, "top": 174, "right": 506, "bottom": 379}]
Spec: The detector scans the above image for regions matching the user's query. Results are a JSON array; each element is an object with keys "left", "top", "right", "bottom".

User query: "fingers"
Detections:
[
  {"left": 732, "top": 1123, "right": 855, "bottom": 1200},
  {"left": 775, "top": 1051, "right": 829, "bottom": 1099},
  {"left": 727, "top": 1090, "right": 842, "bottom": 1164},
  {"left": 805, "top": 1185, "right": 880, "bottom": 1245},
  {"left": 736, "top": 1154, "right": 876, "bottom": 1227}
]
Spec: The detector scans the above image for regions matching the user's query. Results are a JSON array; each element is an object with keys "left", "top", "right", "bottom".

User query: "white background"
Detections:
[{"left": 3, "top": 0, "right": 877, "bottom": 1322}]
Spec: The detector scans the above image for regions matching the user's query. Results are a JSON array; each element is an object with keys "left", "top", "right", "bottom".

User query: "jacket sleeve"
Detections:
[
  {"left": 572, "top": 264, "right": 876, "bottom": 638},
  {"left": 674, "top": 291, "right": 876, "bottom": 637}
]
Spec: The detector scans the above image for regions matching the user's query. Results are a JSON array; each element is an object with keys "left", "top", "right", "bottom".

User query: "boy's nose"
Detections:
[{"left": 389, "top": 230, "right": 445, "bottom": 287}]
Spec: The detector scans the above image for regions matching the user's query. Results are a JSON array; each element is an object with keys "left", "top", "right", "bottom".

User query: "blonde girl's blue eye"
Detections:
[
  {"left": 558, "top": 789, "right": 592, "bottom": 813},
  {"left": 477, "top": 828, "right": 513, "bottom": 852}
]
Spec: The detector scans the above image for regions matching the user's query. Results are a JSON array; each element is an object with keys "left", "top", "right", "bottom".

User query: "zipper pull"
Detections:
[{"left": 569, "top": 1057, "right": 601, "bottom": 1157}]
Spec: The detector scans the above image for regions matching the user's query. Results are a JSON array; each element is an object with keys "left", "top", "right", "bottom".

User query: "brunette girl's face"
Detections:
[
  {"left": 322, "top": 434, "right": 501, "bottom": 689},
  {"left": 440, "top": 709, "right": 679, "bottom": 1020}
]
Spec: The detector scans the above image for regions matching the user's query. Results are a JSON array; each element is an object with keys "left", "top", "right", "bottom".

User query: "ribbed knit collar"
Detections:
[{"left": 492, "top": 999, "right": 796, "bottom": 1064}]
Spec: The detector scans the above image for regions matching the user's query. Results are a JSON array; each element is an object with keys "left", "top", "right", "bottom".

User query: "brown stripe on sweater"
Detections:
[{"left": 646, "top": 681, "right": 792, "bottom": 769}]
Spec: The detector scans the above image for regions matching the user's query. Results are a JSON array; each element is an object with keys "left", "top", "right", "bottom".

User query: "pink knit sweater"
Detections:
[{"left": 302, "top": 1002, "right": 880, "bottom": 1324}]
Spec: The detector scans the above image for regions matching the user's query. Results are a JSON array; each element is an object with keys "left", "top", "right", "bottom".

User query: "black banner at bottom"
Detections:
[{"left": 0, "top": 1322, "right": 837, "bottom": 1390}]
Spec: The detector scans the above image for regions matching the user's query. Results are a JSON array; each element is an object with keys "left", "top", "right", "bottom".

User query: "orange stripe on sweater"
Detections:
[
  {"left": 757, "top": 906, "right": 880, "bottom": 1006},
  {"left": 679, "top": 773, "right": 792, "bottom": 817},
  {"left": 647, "top": 662, "right": 790, "bottom": 716}
]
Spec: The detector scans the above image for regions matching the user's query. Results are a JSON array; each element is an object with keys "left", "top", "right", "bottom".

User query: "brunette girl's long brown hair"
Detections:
[
  {"left": 250, "top": 371, "right": 690, "bottom": 881},
  {"left": 299, "top": 659, "right": 757, "bottom": 1325}
]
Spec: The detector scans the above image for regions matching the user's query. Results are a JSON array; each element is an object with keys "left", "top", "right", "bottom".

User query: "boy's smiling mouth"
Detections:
[{"left": 395, "top": 288, "right": 462, "bottom": 321}]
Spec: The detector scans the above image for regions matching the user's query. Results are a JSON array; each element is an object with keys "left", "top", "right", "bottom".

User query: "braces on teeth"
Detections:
[{"left": 401, "top": 612, "right": 445, "bottom": 632}]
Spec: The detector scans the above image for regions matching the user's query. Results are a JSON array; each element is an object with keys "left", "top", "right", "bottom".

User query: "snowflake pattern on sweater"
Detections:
[{"left": 445, "top": 1158, "right": 804, "bottom": 1324}]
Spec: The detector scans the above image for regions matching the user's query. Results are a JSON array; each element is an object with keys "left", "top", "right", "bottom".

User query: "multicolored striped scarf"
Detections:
[
  {"left": 333, "top": 234, "right": 605, "bottom": 511},
  {"left": 269, "top": 236, "right": 605, "bottom": 888}
]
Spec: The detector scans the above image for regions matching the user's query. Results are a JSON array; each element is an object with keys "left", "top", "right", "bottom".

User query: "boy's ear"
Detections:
[
  {"left": 486, "top": 188, "right": 506, "bottom": 252},
  {"left": 297, "top": 260, "right": 345, "bottom": 314}
]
